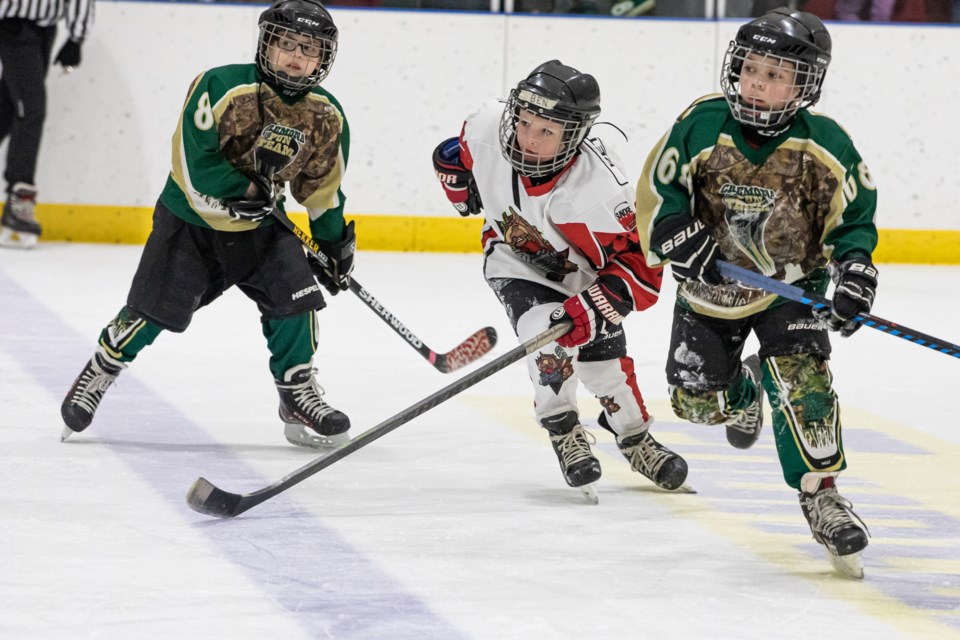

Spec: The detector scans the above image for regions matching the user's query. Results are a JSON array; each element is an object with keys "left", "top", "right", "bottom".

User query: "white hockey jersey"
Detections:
[{"left": 460, "top": 99, "right": 661, "bottom": 311}]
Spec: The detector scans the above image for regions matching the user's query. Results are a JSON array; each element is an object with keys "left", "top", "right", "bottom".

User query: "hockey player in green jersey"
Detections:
[
  {"left": 61, "top": 0, "right": 356, "bottom": 449},
  {"left": 636, "top": 9, "right": 876, "bottom": 578}
]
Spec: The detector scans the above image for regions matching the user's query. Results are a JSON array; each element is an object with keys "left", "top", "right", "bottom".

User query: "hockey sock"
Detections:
[
  {"left": 98, "top": 306, "right": 163, "bottom": 363},
  {"left": 670, "top": 368, "right": 761, "bottom": 426},
  {"left": 764, "top": 353, "right": 846, "bottom": 489},
  {"left": 262, "top": 311, "right": 318, "bottom": 381}
]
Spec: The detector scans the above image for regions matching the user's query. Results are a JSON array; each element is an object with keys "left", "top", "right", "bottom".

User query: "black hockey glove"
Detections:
[
  {"left": 549, "top": 276, "right": 632, "bottom": 348},
  {"left": 312, "top": 220, "right": 356, "bottom": 296},
  {"left": 55, "top": 40, "right": 82, "bottom": 68},
  {"left": 433, "top": 137, "right": 482, "bottom": 217},
  {"left": 650, "top": 214, "right": 723, "bottom": 286},
  {"left": 817, "top": 255, "right": 878, "bottom": 338},
  {"left": 224, "top": 172, "right": 276, "bottom": 223}
]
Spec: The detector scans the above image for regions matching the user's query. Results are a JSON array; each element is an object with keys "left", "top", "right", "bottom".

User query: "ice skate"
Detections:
[
  {"left": 603, "top": 414, "right": 690, "bottom": 492},
  {"left": 799, "top": 475, "right": 869, "bottom": 579},
  {"left": 61, "top": 349, "right": 126, "bottom": 440},
  {"left": 277, "top": 364, "right": 350, "bottom": 449},
  {"left": 0, "top": 183, "right": 41, "bottom": 249},
  {"left": 726, "top": 354, "right": 764, "bottom": 449},
  {"left": 541, "top": 412, "right": 601, "bottom": 504}
]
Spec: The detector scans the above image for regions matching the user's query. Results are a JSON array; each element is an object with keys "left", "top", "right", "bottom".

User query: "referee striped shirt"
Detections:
[{"left": 0, "top": 0, "right": 94, "bottom": 41}]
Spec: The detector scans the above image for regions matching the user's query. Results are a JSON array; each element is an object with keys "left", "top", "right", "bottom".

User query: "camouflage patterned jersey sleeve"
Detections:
[
  {"left": 636, "top": 95, "right": 878, "bottom": 320},
  {"left": 159, "top": 63, "right": 349, "bottom": 243}
]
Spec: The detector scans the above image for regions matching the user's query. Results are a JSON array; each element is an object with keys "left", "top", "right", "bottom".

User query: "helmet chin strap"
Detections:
[
  {"left": 735, "top": 99, "right": 794, "bottom": 138},
  {"left": 741, "top": 121, "right": 791, "bottom": 144},
  {"left": 269, "top": 70, "right": 313, "bottom": 98}
]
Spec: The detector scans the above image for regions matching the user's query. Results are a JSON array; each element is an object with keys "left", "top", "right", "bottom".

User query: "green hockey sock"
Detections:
[{"left": 262, "top": 312, "right": 318, "bottom": 381}]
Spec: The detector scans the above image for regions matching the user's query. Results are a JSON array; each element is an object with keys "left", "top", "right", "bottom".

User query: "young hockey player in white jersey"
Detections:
[
  {"left": 433, "top": 60, "right": 688, "bottom": 503},
  {"left": 636, "top": 9, "right": 876, "bottom": 577},
  {"left": 60, "top": 0, "right": 356, "bottom": 449}
]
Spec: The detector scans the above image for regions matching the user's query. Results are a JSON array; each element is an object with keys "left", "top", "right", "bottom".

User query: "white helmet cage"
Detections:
[
  {"left": 721, "top": 9, "right": 832, "bottom": 133},
  {"left": 721, "top": 45, "right": 825, "bottom": 132}
]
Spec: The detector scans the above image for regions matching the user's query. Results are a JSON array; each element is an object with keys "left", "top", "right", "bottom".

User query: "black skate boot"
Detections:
[
  {"left": 61, "top": 349, "right": 126, "bottom": 440},
  {"left": 1, "top": 183, "right": 41, "bottom": 249},
  {"left": 799, "top": 475, "right": 870, "bottom": 579},
  {"left": 601, "top": 413, "right": 689, "bottom": 491},
  {"left": 726, "top": 354, "right": 764, "bottom": 450},
  {"left": 276, "top": 364, "right": 350, "bottom": 449},
  {"left": 541, "top": 411, "right": 602, "bottom": 503}
]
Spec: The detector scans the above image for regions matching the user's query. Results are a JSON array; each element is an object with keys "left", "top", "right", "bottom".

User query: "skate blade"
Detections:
[
  {"left": 61, "top": 425, "right": 76, "bottom": 442},
  {"left": 578, "top": 483, "right": 599, "bottom": 505},
  {"left": 0, "top": 228, "right": 38, "bottom": 249},
  {"left": 827, "top": 549, "right": 864, "bottom": 579},
  {"left": 671, "top": 482, "right": 697, "bottom": 494},
  {"left": 283, "top": 423, "right": 349, "bottom": 449}
]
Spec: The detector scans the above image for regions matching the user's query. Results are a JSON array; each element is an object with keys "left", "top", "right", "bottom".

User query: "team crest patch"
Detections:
[
  {"left": 536, "top": 348, "right": 574, "bottom": 394},
  {"left": 613, "top": 202, "right": 636, "bottom": 232},
  {"left": 719, "top": 182, "right": 777, "bottom": 276},
  {"left": 256, "top": 123, "right": 305, "bottom": 172},
  {"left": 599, "top": 395, "right": 621, "bottom": 414},
  {"left": 497, "top": 206, "right": 578, "bottom": 282}
]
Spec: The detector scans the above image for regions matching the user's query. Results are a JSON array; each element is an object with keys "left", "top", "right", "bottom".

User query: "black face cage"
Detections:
[
  {"left": 720, "top": 42, "right": 826, "bottom": 132},
  {"left": 498, "top": 89, "right": 597, "bottom": 178},
  {"left": 257, "top": 22, "right": 337, "bottom": 93}
]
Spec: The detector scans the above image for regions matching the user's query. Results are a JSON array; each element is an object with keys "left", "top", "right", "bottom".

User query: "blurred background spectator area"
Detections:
[{"left": 319, "top": 0, "right": 957, "bottom": 21}]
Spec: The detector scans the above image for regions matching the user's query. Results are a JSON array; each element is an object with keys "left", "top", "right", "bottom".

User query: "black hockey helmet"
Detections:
[
  {"left": 499, "top": 60, "right": 601, "bottom": 177},
  {"left": 257, "top": 0, "right": 338, "bottom": 96},
  {"left": 720, "top": 8, "right": 832, "bottom": 133}
]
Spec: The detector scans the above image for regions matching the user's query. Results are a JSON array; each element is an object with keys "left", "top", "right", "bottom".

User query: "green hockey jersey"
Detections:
[
  {"left": 636, "top": 95, "right": 878, "bottom": 320},
  {"left": 159, "top": 63, "right": 350, "bottom": 242}
]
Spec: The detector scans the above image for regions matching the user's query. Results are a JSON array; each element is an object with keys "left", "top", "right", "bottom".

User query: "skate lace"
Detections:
[
  {"left": 71, "top": 365, "right": 118, "bottom": 414},
  {"left": 550, "top": 425, "right": 596, "bottom": 469},
  {"left": 727, "top": 401, "right": 761, "bottom": 435},
  {"left": 807, "top": 487, "right": 870, "bottom": 540},
  {"left": 621, "top": 433, "right": 671, "bottom": 478},
  {"left": 290, "top": 372, "right": 336, "bottom": 420}
]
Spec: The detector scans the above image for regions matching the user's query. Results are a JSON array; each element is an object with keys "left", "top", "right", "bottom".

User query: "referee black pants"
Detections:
[{"left": 0, "top": 19, "right": 56, "bottom": 193}]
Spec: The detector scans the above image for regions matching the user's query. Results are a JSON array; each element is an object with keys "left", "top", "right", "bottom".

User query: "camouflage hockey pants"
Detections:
[{"left": 667, "top": 301, "right": 845, "bottom": 489}]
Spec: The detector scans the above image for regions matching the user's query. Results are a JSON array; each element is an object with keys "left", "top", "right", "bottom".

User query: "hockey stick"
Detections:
[
  {"left": 717, "top": 260, "right": 960, "bottom": 359},
  {"left": 186, "top": 320, "right": 573, "bottom": 518},
  {"left": 272, "top": 209, "right": 497, "bottom": 373}
]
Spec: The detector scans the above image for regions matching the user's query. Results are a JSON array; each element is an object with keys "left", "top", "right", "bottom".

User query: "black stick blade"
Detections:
[{"left": 186, "top": 477, "right": 243, "bottom": 518}]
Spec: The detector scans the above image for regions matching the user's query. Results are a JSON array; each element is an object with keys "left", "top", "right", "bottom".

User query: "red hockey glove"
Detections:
[
  {"left": 549, "top": 278, "right": 632, "bottom": 348},
  {"left": 433, "top": 137, "right": 482, "bottom": 216}
]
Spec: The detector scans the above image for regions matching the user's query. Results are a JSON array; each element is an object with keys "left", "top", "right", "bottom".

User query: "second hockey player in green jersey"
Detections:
[
  {"left": 637, "top": 96, "right": 877, "bottom": 319},
  {"left": 160, "top": 60, "right": 349, "bottom": 242},
  {"left": 62, "top": 0, "right": 358, "bottom": 451},
  {"left": 636, "top": 8, "right": 878, "bottom": 579}
]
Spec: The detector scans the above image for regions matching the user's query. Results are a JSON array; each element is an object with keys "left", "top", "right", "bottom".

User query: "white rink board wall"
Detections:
[{"left": 24, "top": 2, "right": 960, "bottom": 231}]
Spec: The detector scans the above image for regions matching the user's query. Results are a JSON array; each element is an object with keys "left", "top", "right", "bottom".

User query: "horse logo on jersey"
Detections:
[
  {"left": 719, "top": 183, "right": 778, "bottom": 276},
  {"left": 497, "top": 207, "right": 577, "bottom": 282},
  {"left": 255, "top": 123, "right": 306, "bottom": 174},
  {"left": 536, "top": 348, "right": 574, "bottom": 394}
]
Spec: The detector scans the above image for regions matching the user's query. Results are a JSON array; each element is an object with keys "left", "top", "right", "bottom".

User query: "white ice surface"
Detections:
[{"left": 1, "top": 244, "right": 958, "bottom": 639}]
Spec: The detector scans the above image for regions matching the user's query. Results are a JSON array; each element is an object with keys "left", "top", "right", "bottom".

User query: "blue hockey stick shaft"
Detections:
[{"left": 716, "top": 260, "right": 960, "bottom": 359}]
